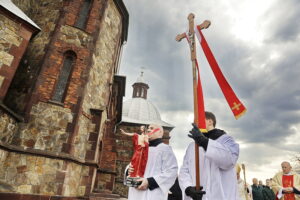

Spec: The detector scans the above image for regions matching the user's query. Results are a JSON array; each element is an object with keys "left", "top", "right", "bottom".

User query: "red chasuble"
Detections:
[
  {"left": 282, "top": 175, "right": 295, "bottom": 200},
  {"left": 129, "top": 133, "right": 149, "bottom": 177}
]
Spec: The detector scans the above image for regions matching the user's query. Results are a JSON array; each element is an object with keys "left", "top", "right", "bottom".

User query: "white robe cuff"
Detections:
[{"left": 277, "top": 188, "right": 283, "bottom": 199}]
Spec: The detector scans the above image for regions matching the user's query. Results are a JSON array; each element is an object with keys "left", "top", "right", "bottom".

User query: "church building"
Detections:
[
  {"left": 0, "top": 0, "right": 128, "bottom": 199},
  {"left": 0, "top": 1, "right": 174, "bottom": 199}
]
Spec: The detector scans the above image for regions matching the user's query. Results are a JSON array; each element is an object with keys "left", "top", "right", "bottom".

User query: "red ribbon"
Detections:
[
  {"left": 185, "top": 33, "right": 207, "bottom": 130},
  {"left": 196, "top": 26, "right": 247, "bottom": 119},
  {"left": 195, "top": 59, "right": 207, "bottom": 130}
]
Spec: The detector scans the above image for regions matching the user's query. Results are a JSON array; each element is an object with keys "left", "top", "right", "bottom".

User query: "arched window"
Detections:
[
  {"left": 75, "top": 0, "right": 92, "bottom": 29},
  {"left": 52, "top": 51, "right": 76, "bottom": 102}
]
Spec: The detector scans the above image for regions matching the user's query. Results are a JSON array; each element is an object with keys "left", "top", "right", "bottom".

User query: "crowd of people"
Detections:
[
  {"left": 237, "top": 161, "right": 300, "bottom": 200},
  {"left": 237, "top": 175, "right": 276, "bottom": 200},
  {"left": 121, "top": 111, "right": 300, "bottom": 200}
]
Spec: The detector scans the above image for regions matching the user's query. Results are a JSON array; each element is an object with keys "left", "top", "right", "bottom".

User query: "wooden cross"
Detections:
[
  {"left": 176, "top": 14, "right": 211, "bottom": 61},
  {"left": 176, "top": 13, "right": 210, "bottom": 191}
]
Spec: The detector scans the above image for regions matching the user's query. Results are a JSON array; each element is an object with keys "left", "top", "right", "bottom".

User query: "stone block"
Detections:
[
  {"left": 43, "top": 165, "right": 56, "bottom": 176},
  {"left": 40, "top": 182, "right": 56, "bottom": 195},
  {"left": 0, "top": 51, "right": 14, "bottom": 66},
  {"left": 9, "top": 43, "right": 26, "bottom": 60},
  {"left": 19, "top": 26, "right": 33, "bottom": 41},
  {"left": 35, "top": 163, "right": 43, "bottom": 175},
  {"left": 80, "top": 176, "right": 90, "bottom": 185},
  {"left": 89, "top": 141, "right": 97, "bottom": 151},
  {"left": 5, "top": 167, "right": 17, "bottom": 181},
  {"left": 85, "top": 150, "right": 95, "bottom": 160},
  {"left": 56, "top": 171, "right": 66, "bottom": 183},
  {"left": 59, "top": 119, "right": 69, "bottom": 127},
  {"left": 0, "top": 180, "right": 16, "bottom": 192},
  {"left": 17, "top": 184, "right": 32, "bottom": 193},
  {"left": 2, "top": 31, "right": 22, "bottom": 47},
  {"left": 57, "top": 183, "right": 63, "bottom": 195},
  {"left": 61, "top": 143, "right": 72, "bottom": 153},
  {"left": 88, "top": 132, "right": 98, "bottom": 142},
  {"left": 16, "top": 165, "right": 27, "bottom": 173},
  {"left": 88, "top": 123, "right": 96, "bottom": 132},
  {"left": 24, "top": 139, "right": 35, "bottom": 148},
  {"left": 15, "top": 173, "right": 29, "bottom": 185},
  {"left": 26, "top": 172, "right": 40, "bottom": 185},
  {"left": 78, "top": 186, "right": 85, "bottom": 196}
]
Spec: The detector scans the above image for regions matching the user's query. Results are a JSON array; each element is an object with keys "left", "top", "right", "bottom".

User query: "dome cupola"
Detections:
[
  {"left": 121, "top": 72, "right": 174, "bottom": 128},
  {"left": 132, "top": 71, "right": 149, "bottom": 99}
]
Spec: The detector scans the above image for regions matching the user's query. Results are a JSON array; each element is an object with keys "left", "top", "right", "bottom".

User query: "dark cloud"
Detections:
[
  {"left": 121, "top": 0, "right": 300, "bottom": 178},
  {"left": 264, "top": 0, "right": 300, "bottom": 42}
]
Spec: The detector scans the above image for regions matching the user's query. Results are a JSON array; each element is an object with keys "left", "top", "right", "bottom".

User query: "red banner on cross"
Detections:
[{"left": 196, "top": 25, "right": 247, "bottom": 119}]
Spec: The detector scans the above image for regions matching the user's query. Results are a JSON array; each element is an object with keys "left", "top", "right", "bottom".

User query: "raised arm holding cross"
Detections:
[{"left": 177, "top": 13, "right": 240, "bottom": 200}]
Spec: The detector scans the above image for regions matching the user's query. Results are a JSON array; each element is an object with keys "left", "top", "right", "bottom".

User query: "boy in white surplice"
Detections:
[
  {"left": 126, "top": 124, "right": 178, "bottom": 200},
  {"left": 179, "top": 111, "right": 239, "bottom": 200}
]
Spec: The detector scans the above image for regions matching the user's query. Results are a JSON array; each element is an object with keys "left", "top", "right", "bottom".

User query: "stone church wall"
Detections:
[
  {"left": 5, "top": 0, "right": 64, "bottom": 113},
  {"left": 0, "top": 7, "right": 39, "bottom": 100},
  {"left": 0, "top": 148, "right": 93, "bottom": 196},
  {"left": 0, "top": 14, "right": 22, "bottom": 82},
  {"left": 0, "top": 109, "right": 18, "bottom": 144},
  {"left": 0, "top": 0, "right": 128, "bottom": 198},
  {"left": 82, "top": 0, "right": 122, "bottom": 113},
  {"left": 78, "top": 0, "right": 123, "bottom": 161},
  {"left": 10, "top": 102, "right": 73, "bottom": 152}
]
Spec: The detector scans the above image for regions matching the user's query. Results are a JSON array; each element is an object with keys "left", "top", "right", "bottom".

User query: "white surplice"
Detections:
[
  {"left": 179, "top": 134, "right": 239, "bottom": 200},
  {"left": 128, "top": 143, "right": 178, "bottom": 200},
  {"left": 237, "top": 178, "right": 253, "bottom": 200}
]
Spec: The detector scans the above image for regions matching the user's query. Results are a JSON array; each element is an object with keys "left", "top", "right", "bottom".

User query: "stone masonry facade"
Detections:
[
  {"left": 4, "top": 0, "right": 64, "bottom": 113},
  {"left": 0, "top": 0, "right": 128, "bottom": 199},
  {"left": 0, "top": 6, "right": 39, "bottom": 101}
]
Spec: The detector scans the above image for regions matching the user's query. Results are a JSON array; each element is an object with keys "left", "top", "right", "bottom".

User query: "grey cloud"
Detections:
[
  {"left": 121, "top": 0, "right": 300, "bottom": 176},
  {"left": 264, "top": 0, "right": 300, "bottom": 42}
]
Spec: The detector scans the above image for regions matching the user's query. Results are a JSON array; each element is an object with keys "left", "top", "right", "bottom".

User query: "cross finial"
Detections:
[{"left": 140, "top": 67, "right": 145, "bottom": 77}]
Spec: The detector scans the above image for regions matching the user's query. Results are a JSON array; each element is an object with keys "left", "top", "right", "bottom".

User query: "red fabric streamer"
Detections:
[
  {"left": 195, "top": 59, "right": 207, "bottom": 131},
  {"left": 184, "top": 33, "right": 207, "bottom": 131},
  {"left": 196, "top": 26, "right": 247, "bottom": 119}
]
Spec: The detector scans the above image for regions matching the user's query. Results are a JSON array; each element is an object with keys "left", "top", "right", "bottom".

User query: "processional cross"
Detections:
[
  {"left": 241, "top": 164, "right": 250, "bottom": 200},
  {"left": 176, "top": 13, "right": 210, "bottom": 190}
]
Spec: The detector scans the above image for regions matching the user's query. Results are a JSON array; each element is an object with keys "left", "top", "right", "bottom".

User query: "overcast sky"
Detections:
[{"left": 119, "top": 0, "right": 300, "bottom": 182}]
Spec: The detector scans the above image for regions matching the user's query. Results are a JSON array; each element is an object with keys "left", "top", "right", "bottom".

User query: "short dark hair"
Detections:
[{"left": 205, "top": 111, "right": 216, "bottom": 127}]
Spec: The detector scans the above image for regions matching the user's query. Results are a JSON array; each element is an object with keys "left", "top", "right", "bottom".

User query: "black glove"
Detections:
[
  {"left": 188, "top": 123, "right": 209, "bottom": 150},
  {"left": 293, "top": 187, "right": 300, "bottom": 194},
  {"left": 185, "top": 186, "right": 206, "bottom": 200}
]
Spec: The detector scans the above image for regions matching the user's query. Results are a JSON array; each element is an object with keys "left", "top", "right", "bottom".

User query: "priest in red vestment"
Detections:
[{"left": 272, "top": 161, "right": 300, "bottom": 200}]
